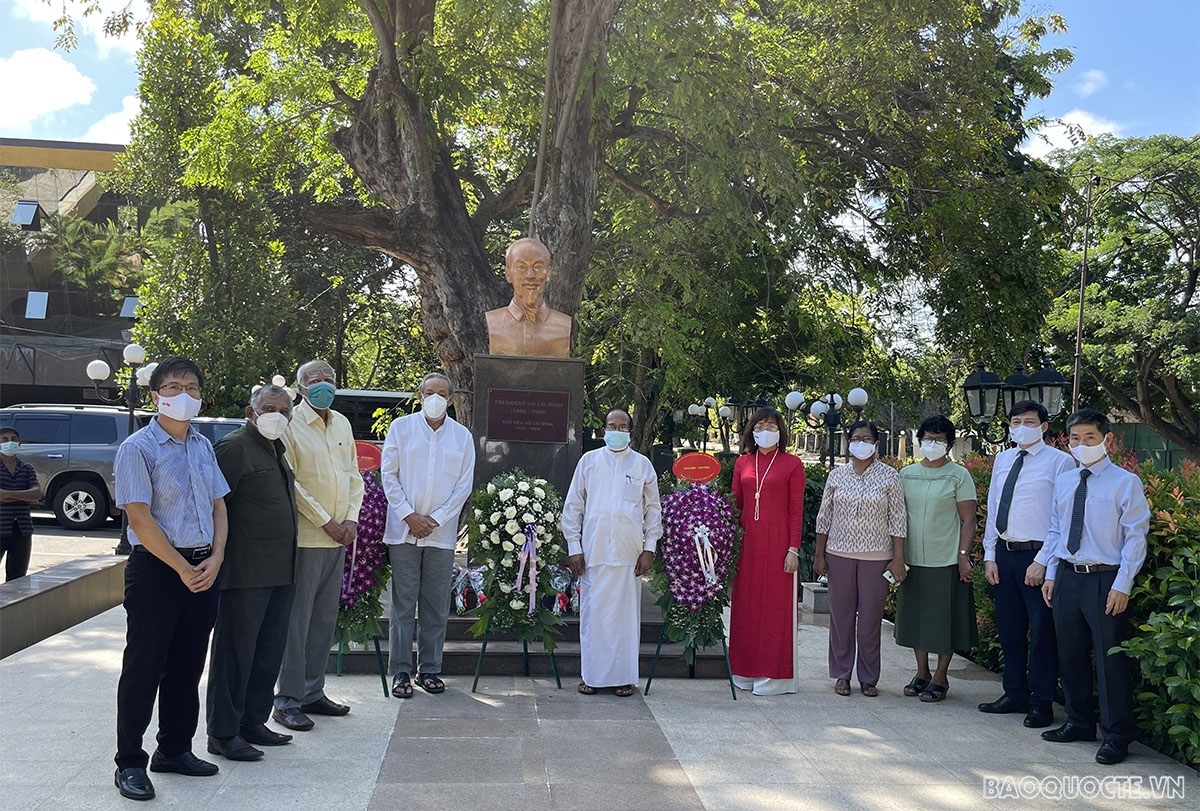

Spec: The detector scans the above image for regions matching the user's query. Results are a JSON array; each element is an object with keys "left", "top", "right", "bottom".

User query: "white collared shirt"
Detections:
[
  {"left": 561, "top": 446, "right": 663, "bottom": 567},
  {"left": 381, "top": 412, "right": 476, "bottom": 549},
  {"left": 982, "top": 440, "right": 1076, "bottom": 561}
]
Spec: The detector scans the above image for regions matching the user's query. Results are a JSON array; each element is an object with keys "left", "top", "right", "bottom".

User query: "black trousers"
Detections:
[
  {"left": 206, "top": 583, "right": 297, "bottom": 738},
  {"left": 1, "top": 519, "right": 32, "bottom": 581},
  {"left": 115, "top": 549, "right": 218, "bottom": 769},
  {"left": 1053, "top": 567, "right": 1135, "bottom": 745},
  {"left": 994, "top": 545, "right": 1057, "bottom": 706}
]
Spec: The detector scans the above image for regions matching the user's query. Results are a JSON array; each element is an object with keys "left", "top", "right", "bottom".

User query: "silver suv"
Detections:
[{"left": 0, "top": 405, "right": 242, "bottom": 530}]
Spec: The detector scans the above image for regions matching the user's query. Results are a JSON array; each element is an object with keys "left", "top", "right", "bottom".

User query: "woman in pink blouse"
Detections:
[{"left": 813, "top": 421, "right": 908, "bottom": 696}]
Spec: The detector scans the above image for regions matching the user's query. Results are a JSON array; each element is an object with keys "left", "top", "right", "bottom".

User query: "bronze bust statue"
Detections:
[{"left": 485, "top": 237, "right": 572, "bottom": 357}]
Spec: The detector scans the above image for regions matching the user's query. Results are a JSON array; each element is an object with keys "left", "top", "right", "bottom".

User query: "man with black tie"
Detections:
[
  {"left": 1026, "top": 408, "right": 1150, "bottom": 765},
  {"left": 978, "top": 401, "right": 1074, "bottom": 728}
]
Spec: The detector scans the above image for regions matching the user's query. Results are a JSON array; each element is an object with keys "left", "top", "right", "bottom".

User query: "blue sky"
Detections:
[{"left": 0, "top": 0, "right": 1197, "bottom": 149}]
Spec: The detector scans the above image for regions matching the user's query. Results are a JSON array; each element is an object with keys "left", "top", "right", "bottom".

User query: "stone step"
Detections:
[{"left": 328, "top": 638, "right": 731, "bottom": 679}]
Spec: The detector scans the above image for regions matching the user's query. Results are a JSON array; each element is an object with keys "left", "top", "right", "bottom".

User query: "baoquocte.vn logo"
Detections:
[{"left": 983, "top": 775, "right": 1186, "bottom": 801}]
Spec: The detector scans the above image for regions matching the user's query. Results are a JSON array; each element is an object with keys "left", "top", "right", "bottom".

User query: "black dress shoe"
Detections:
[
  {"left": 241, "top": 723, "right": 293, "bottom": 746},
  {"left": 1096, "top": 741, "right": 1129, "bottom": 765},
  {"left": 272, "top": 707, "right": 314, "bottom": 731},
  {"left": 1041, "top": 722, "right": 1097, "bottom": 743},
  {"left": 978, "top": 695, "right": 1030, "bottom": 714},
  {"left": 1023, "top": 705, "right": 1054, "bottom": 728},
  {"left": 301, "top": 696, "right": 350, "bottom": 716},
  {"left": 207, "top": 734, "right": 264, "bottom": 761},
  {"left": 114, "top": 767, "right": 155, "bottom": 801},
  {"left": 149, "top": 749, "right": 219, "bottom": 776}
]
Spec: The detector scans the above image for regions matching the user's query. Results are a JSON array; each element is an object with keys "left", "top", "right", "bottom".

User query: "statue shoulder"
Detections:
[{"left": 545, "top": 308, "right": 573, "bottom": 328}]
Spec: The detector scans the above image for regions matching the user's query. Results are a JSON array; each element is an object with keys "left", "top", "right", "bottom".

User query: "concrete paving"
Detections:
[{"left": 1, "top": 565, "right": 1196, "bottom": 810}]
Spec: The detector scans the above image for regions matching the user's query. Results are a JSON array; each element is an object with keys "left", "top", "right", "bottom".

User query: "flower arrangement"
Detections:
[
  {"left": 334, "top": 470, "right": 390, "bottom": 651},
  {"left": 649, "top": 481, "right": 742, "bottom": 660},
  {"left": 465, "top": 468, "right": 566, "bottom": 651}
]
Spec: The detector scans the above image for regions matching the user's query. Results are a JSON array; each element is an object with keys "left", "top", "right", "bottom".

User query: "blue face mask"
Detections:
[
  {"left": 305, "top": 381, "right": 336, "bottom": 409},
  {"left": 604, "top": 430, "right": 631, "bottom": 451},
  {"left": 0, "top": 441, "right": 18, "bottom": 456}
]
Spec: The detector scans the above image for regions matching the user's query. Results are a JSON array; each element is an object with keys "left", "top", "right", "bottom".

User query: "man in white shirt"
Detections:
[
  {"left": 561, "top": 409, "right": 662, "bottom": 697},
  {"left": 978, "top": 400, "right": 1075, "bottom": 728},
  {"left": 381, "top": 372, "right": 476, "bottom": 698}
]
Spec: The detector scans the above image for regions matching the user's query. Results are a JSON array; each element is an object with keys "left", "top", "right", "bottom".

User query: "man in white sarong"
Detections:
[{"left": 562, "top": 409, "right": 662, "bottom": 696}]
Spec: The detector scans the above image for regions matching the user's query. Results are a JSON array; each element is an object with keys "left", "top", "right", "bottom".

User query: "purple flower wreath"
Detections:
[
  {"left": 334, "top": 470, "right": 391, "bottom": 649},
  {"left": 650, "top": 482, "right": 742, "bottom": 655}
]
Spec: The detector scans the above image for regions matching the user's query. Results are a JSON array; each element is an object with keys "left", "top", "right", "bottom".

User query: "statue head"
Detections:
[{"left": 504, "top": 237, "right": 551, "bottom": 320}]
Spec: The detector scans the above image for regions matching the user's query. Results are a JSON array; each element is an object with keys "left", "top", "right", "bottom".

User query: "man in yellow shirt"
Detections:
[{"left": 272, "top": 360, "right": 364, "bottom": 732}]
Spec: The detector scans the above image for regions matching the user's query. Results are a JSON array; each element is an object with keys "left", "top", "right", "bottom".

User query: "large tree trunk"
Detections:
[{"left": 300, "top": 0, "right": 622, "bottom": 427}]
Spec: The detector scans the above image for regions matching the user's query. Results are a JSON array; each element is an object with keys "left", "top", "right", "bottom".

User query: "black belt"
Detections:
[
  {"left": 1003, "top": 540, "right": 1043, "bottom": 551},
  {"left": 134, "top": 544, "right": 213, "bottom": 562},
  {"left": 1070, "top": 563, "right": 1120, "bottom": 574}
]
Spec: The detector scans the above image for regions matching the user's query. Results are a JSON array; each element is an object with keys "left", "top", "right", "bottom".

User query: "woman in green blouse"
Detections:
[{"left": 895, "top": 415, "right": 978, "bottom": 702}]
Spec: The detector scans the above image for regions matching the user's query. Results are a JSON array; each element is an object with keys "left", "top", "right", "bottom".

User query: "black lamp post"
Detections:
[
  {"left": 86, "top": 343, "right": 153, "bottom": 555},
  {"left": 962, "top": 362, "right": 1002, "bottom": 452},
  {"left": 1000, "top": 364, "right": 1032, "bottom": 420},
  {"left": 1026, "top": 360, "right": 1068, "bottom": 421}
]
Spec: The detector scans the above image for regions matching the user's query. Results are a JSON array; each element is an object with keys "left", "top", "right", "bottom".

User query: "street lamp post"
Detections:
[
  {"left": 86, "top": 343, "right": 154, "bottom": 555},
  {"left": 800, "top": 387, "right": 868, "bottom": 468},
  {"left": 784, "top": 391, "right": 806, "bottom": 452},
  {"left": 1026, "top": 360, "right": 1067, "bottom": 422},
  {"left": 962, "top": 362, "right": 1002, "bottom": 453},
  {"left": 1071, "top": 170, "right": 1177, "bottom": 412}
]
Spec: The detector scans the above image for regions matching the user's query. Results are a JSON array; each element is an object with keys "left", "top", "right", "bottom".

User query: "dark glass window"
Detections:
[
  {"left": 11, "top": 416, "right": 69, "bottom": 444},
  {"left": 71, "top": 414, "right": 119, "bottom": 444}
]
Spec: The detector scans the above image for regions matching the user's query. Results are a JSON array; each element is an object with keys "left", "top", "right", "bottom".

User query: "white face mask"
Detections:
[
  {"left": 1071, "top": 442, "right": 1107, "bottom": 465},
  {"left": 157, "top": 391, "right": 202, "bottom": 421},
  {"left": 254, "top": 412, "right": 290, "bottom": 441},
  {"left": 0, "top": 441, "right": 18, "bottom": 455},
  {"left": 1009, "top": 424, "right": 1043, "bottom": 446},
  {"left": 753, "top": 429, "right": 780, "bottom": 449},
  {"left": 920, "top": 440, "right": 948, "bottom": 461},
  {"left": 422, "top": 392, "right": 448, "bottom": 421},
  {"left": 849, "top": 440, "right": 876, "bottom": 460}
]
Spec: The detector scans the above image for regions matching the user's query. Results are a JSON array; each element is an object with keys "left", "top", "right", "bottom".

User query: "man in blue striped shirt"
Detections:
[{"left": 112, "top": 358, "right": 231, "bottom": 801}]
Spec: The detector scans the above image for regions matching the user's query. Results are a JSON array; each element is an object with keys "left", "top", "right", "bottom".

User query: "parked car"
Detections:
[{"left": 0, "top": 405, "right": 243, "bottom": 530}]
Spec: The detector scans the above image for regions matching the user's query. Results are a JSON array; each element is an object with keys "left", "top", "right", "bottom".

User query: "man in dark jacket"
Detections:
[{"left": 207, "top": 385, "right": 300, "bottom": 762}]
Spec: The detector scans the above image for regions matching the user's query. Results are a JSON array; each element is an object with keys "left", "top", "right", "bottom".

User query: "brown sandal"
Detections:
[
  {"left": 834, "top": 678, "right": 851, "bottom": 696},
  {"left": 614, "top": 684, "right": 636, "bottom": 697},
  {"left": 577, "top": 681, "right": 596, "bottom": 695}
]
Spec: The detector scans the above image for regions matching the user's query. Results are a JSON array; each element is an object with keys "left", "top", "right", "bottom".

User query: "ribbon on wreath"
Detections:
[
  {"left": 694, "top": 524, "right": 719, "bottom": 585},
  {"left": 513, "top": 523, "right": 538, "bottom": 615}
]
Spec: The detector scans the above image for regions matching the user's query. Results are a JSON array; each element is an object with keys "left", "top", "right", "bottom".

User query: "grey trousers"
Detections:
[
  {"left": 387, "top": 543, "right": 455, "bottom": 677},
  {"left": 207, "top": 583, "right": 296, "bottom": 737},
  {"left": 275, "top": 546, "right": 345, "bottom": 709}
]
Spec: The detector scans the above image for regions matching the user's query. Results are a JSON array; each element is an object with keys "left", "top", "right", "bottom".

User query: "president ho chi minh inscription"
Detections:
[{"left": 487, "top": 389, "right": 571, "bottom": 444}]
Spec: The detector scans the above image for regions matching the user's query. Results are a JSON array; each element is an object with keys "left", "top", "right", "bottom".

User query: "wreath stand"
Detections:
[
  {"left": 642, "top": 620, "right": 738, "bottom": 701},
  {"left": 471, "top": 613, "right": 562, "bottom": 693},
  {"left": 335, "top": 637, "right": 390, "bottom": 697}
]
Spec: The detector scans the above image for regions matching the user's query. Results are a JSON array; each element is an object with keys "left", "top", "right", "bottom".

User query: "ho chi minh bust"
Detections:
[{"left": 484, "top": 237, "right": 573, "bottom": 358}]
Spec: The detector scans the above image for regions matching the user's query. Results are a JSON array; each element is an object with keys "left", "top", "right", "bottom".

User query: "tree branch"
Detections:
[
  {"left": 602, "top": 162, "right": 703, "bottom": 220},
  {"left": 300, "top": 203, "right": 420, "bottom": 265},
  {"left": 471, "top": 161, "right": 536, "bottom": 234}
]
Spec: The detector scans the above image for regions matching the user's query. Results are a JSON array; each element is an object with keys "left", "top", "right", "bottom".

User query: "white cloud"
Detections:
[
  {"left": 1073, "top": 69, "right": 1109, "bottom": 98},
  {"left": 81, "top": 94, "right": 139, "bottom": 144},
  {"left": 1022, "top": 109, "right": 1125, "bottom": 161},
  {"left": 9, "top": 0, "right": 144, "bottom": 60},
  {"left": 0, "top": 48, "right": 96, "bottom": 134}
]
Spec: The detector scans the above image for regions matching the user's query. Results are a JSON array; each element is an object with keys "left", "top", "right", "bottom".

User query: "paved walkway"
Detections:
[{"left": 1, "top": 558, "right": 1196, "bottom": 810}]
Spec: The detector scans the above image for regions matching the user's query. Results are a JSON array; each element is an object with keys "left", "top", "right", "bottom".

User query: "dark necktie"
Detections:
[
  {"left": 1066, "top": 468, "right": 1092, "bottom": 555},
  {"left": 995, "top": 450, "right": 1028, "bottom": 536}
]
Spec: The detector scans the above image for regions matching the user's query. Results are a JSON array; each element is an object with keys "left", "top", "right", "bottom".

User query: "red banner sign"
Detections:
[
  {"left": 355, "top": 440, "right": 383, "bottom": 472},
  {"left": 673, "top": 452, "right": 721, "bottom": 483}
]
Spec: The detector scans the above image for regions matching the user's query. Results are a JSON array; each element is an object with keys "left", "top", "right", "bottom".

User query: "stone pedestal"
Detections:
[
  {"left": 472, "top": 354, "right": 586, "bottom": 497},
  {"left": 800, "top": 582, "right": 829, "bottom": 614}
]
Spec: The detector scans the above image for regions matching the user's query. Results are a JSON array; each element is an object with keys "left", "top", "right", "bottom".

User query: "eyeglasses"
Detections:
[
  {"left": 158, "top": 383, "right": 202, "bottom": 396},
  {"left": 605, "top": 425, "right": 632, "bottom": 433}
]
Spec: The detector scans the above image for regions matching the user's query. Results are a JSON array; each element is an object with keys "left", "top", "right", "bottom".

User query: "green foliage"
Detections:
[
  {"left": 799, "top": 462, "right": 829, "bottom": 582},
  {"left": 1044, "top": 135, "right": 1200, "bottom": 461},
  {"left": 26, "top": 213, "right": 147, "bottom": 316},
  {"left": 1118, "top": 461, "right": 1200, "bottom": 769}
]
